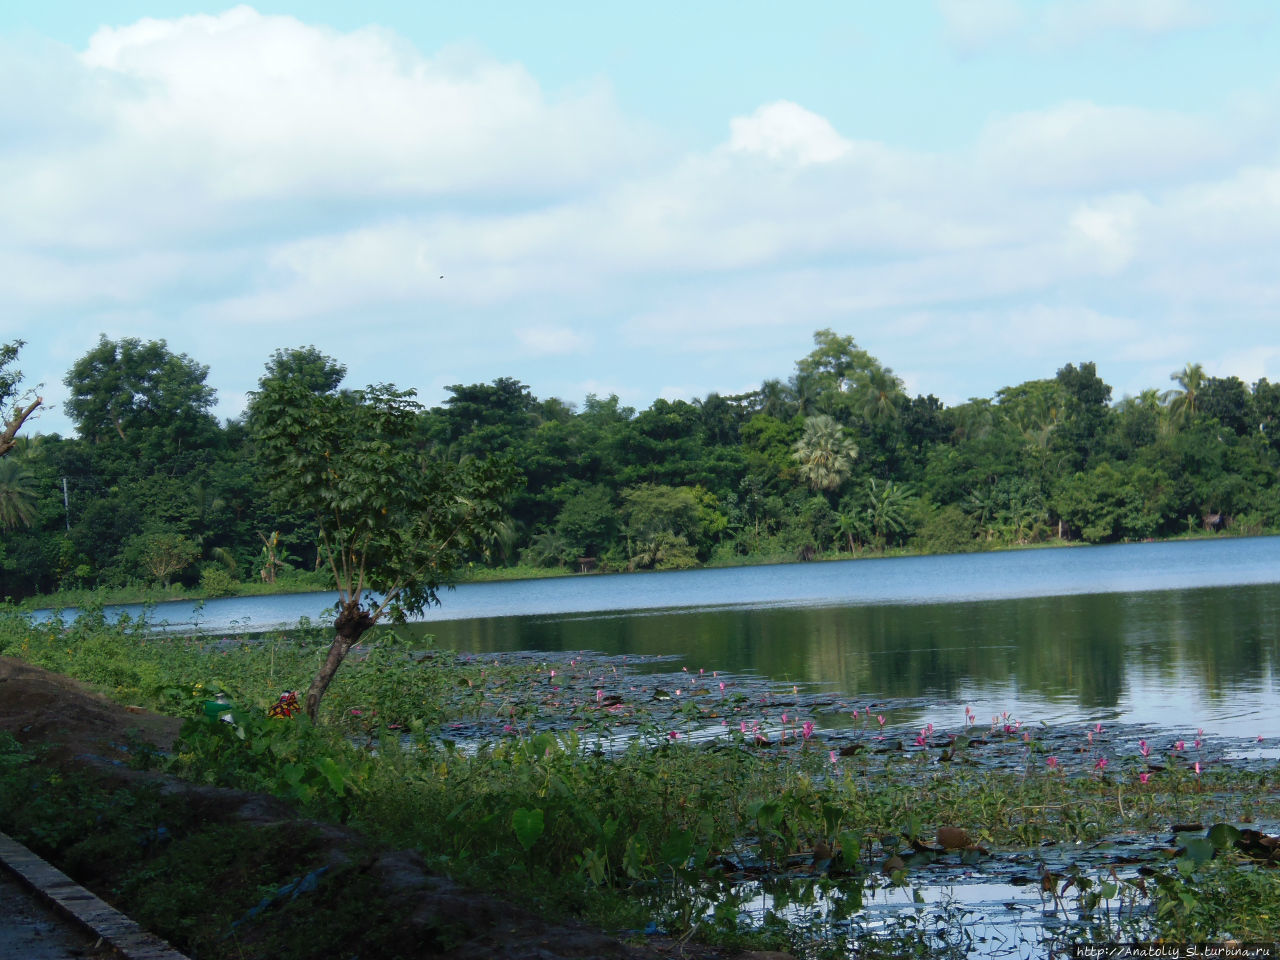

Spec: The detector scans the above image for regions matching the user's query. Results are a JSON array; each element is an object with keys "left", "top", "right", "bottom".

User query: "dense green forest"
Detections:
[{"left": 2, "top": 330, "right": 1279, "bottom": 602}]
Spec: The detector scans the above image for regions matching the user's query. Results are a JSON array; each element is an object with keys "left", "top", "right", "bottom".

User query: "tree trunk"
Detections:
[{"left": 304, "top": 600, "right": 375, "bottom": 722}]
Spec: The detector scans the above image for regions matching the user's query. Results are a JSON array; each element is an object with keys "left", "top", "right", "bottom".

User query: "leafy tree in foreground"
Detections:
[
  {"left": 0, "top": 340, "right": 42, "bottom": 458},
  {"left": 251, "top": 362, "right": 518, "bottom": 721}
]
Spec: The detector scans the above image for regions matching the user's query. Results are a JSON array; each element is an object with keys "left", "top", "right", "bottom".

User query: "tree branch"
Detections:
[
  {"left": 0, "top": 396, "right": 41, "bottom": 458},
  {"left": 353, "top": 530, "right": 371, "bottom": 603},
  {"left": 318, "top": 526, "right": 343, "bottom": 597}
]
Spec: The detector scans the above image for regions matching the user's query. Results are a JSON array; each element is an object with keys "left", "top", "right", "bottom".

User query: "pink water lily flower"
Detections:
[
  {"left": 829, "top": 750, "right": 838, "bottom": 764},
  {"left": 1139, "top": 772, "right": 1150, "bottom": 784},
  {"left": 1139, "top": 740, "right": 1150, "bottom": 758},
  {"left": 1045, "top": 756, "right": 1059, "bottom": 769},
  {"left": 802, "top": 721, "right": 814, "bottom": 740},
  {"left": 1094, "top": 757, "right": 1108, "bottom": 771},
  {"left": 1175, "top": 740, "right": 1185, "bottom": 751}
]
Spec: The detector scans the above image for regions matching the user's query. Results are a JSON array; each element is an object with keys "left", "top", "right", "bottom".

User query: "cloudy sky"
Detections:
[{"left": 4, "top": 1, "right": 1280, "bottom": 435}]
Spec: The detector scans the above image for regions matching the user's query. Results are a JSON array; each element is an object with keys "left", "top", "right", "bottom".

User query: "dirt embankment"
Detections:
[{"left": 0, "top": 657, "right": 790, "bottom": 960}]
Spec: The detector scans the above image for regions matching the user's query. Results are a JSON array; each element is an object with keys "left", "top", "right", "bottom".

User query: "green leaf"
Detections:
[
  {"left": 837, "top": 830, "right": 861, "bottom": 865},
  {"left": 622, "top": 836, "right": 646, "bottom": 879},
  {"left": 512, "top": 807, "right": 545, "bottom": 852},
  {"left": 659, "top": 828, "right": 694, "bottom": 867},
  {"left": 1207, "top": 822, "right": 1242, "bottom": 850},
  {"left": 1181, "top": 836, "right": 1215, "bottom": 866},
  {"left": 312, "top": 756, "right": 346, "bottom": 795}
]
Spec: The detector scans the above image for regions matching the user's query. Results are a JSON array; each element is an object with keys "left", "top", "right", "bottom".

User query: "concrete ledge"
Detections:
[{"left": 0, "top": 830, "right": 191, "bottom": 960}]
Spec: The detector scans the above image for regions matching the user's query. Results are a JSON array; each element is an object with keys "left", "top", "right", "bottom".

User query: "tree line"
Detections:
[{"left": 2, "top": 330, "right": 1279, "bottom": 602}]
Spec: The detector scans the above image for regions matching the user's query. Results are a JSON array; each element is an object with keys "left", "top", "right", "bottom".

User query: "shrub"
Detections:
[{"left": 199, "top": 565, "right": 236, "bottom": 597}]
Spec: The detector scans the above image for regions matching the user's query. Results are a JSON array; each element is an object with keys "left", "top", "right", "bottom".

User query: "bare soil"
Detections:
[{"left": 0, "top": 657, "right": 790, "bottom": 960}]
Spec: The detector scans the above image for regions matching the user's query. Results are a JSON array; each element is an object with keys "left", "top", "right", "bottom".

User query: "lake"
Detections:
[{"left": 33, "top": 537, "right": 1280, "bottom": 740}]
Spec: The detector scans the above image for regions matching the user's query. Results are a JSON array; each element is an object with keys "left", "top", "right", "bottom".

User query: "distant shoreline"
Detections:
[{"left": 13, "top": 528, "right": 1248, "bottom": 615}]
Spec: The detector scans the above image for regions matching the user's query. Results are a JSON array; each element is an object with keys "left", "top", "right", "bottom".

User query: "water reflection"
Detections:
[{"left": 417, "top": 584, "right": 1280, "bottom": 737}]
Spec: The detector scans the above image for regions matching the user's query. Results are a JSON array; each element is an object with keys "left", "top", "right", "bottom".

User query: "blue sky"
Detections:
[{"left": 4, "top": 1, "right": 1280, "bottom": 435}]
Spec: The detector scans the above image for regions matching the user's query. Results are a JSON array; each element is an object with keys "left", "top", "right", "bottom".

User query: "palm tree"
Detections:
[
  {"left": 864, "top": 478, "right": 912, "bottom": 550},
  {"left": 953, "top": 400, "right": 995, "bottom": 442},
  {"left": 1001, "top": 494, "right": 1044, "bottom": 544},
  {"left": 757, "top": 379, "right": 791, "bottom": 419},
  {"left": 967, "top": 486, "right": 1000, "bottom": 540},
  {"left": 860, "top": 366, "right": 905, "bottom": 425},
  {"left": 477, "top": 515, "right": 518, "bottom": 565},
  {"left": 793, "top": 415, "right": 858, "bottom": 492},
  {"left": 522, "top": 530, "right": 577, "bottom": 568},
  {"left": 1136, "top": 388, "right": 1164, "bottom": 410},
  {"left": 788, "top": 373, "right": 825, "bottom": 417},
  {"left": 0, "top": 458, "right": 37, "bottom": 530},
  {"left": 1165, "top": 363, "right": 1206, "bottom": 427}
]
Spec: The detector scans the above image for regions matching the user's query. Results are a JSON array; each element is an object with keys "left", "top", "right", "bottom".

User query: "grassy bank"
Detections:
[{"left": 2, "top": 607, "right": 1278, "bottom": 957}]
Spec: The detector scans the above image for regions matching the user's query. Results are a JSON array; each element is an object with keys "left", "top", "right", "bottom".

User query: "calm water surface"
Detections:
[{"left": 35, "top": 538, "right": 1280, "bottom": 738}]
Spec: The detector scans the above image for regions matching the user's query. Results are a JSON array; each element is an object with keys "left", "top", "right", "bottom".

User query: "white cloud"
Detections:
[
  {"left": 728, "top": 101, "right": 851, "bottom": 166},
  {"left": 0, "top": 6, "right": 649, "bottom": 259},
  {"left": 1067, "top": 194, "right": 1149, "bottom": 274},
  {"left": 516, "top": 325, "right": 590, "bottom": 356},
  {"left": 80, "top": 6, "right": 645, "bottom": 200},
  {"left": 1042, "top": 0, "right": 1214, "bottom": 44},
  {"left": 1002, "top": 305, "right": 1142, "bottom": 351},
  {"left": 938, "top": 0, "right": 1025, "bottom": 52},
  {"left": 939, "top": 0, "right": 1217, "bottom": 52},
  {"left": 978, "top": 101, "right": 1229, "bottom": 190}
]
